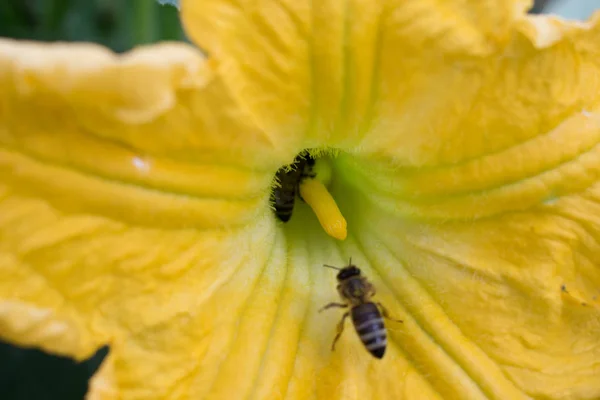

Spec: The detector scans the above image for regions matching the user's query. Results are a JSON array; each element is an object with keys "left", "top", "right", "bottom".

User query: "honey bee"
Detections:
[
  {"left": 270, "top": 153, "right": 315, "bottom": 222},
  {"left": 320, "top": 258, "right": 402, "bottom": 359}
]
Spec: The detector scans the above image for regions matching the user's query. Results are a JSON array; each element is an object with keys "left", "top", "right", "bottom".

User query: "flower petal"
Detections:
[
  {"left": 332, "top": 13, "right": 600, "bottom": 221},
  {"left": 364, "top": 10, "right": 600, "bottom": 164},
  {"left": 7, "top": 180, "right": 599, "bottom": 399},
  {"left": 181, "top": 0, "right": 532, "bottom": 146},
  {"left": 0, "top": 40, "right": 283, "bottom": 398},
  {"left": 325, "top": 155, "right": 600, "bottom": 398},
  {"left": 0, "top": 189, "right": 278, "bottom": 398},
  {"left": 0, "top": 39, "right": 285, "bottom": 230},
  {"left": 74, "top": 210, "right": 451, "bottom": 399}
]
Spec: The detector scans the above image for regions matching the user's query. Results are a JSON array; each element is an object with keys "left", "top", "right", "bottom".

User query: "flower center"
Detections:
[{"left": 270, "top": 150, "right": 347, "bottom": 240}]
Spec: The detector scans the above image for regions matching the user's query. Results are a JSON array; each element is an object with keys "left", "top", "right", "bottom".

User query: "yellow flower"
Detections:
[{"left": 1, "top": 0, "right": 600, "bottom": 398}]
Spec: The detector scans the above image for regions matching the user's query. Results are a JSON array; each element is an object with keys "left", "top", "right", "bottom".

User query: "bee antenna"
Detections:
[
  {"left": 323, "top": 264, "right": 342, "bottom": 271},
  {"left": 348, "top": 257, "right": 352, "bottom": 265}
]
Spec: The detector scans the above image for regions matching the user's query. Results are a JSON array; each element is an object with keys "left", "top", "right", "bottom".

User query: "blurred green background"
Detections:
[
  {"left": 0, "top": 0, "right": 186, "bottom": 52},
  {"left": 0, "top": 0, "right": 596, "bottom": 399}
]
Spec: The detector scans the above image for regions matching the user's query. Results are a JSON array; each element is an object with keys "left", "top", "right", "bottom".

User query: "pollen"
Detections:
[{"left": 299, "top": 178, "right": 347, "bottom": 240}]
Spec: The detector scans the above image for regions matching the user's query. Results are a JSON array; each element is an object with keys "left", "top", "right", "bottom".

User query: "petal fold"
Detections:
[
  {"left": 342, "top": 184, "right": 600, "bottom": 399},
  {"left": 181, "top": 0, "right": 533, "bottom": 148},
  {"left": 364, "top": 11, "right": 600, "bottom": 166},
  {"left": 0, "top": 39, "right": 283, "bottom": 229}
]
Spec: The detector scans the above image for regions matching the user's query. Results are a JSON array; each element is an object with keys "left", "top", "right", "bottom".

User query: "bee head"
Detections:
[
  {"left": 322, "top": 258, "right": 361, "bottom": 281},
  {"left": 336, "top": 265, "right": 361, "bottom": 281}
]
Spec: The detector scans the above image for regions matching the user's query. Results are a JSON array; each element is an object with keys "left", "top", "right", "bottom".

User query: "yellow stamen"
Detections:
[{"left": 299, "top": 178, "right": 347, "bottom": 240}]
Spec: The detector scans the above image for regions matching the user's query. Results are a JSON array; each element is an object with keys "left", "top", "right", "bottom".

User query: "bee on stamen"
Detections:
[
  {"left": 270, "top": 153, "right": 316, "bottom": 222},
  {"left": 320, "top": 258, "right": 402, "bottom": 359}
]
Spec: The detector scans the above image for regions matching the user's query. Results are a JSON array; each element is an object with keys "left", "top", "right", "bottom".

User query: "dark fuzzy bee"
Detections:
[
  {"left": 320, "top": 258, "right": 402, "bottom": 359},
  {"left": 270, "top": 153, "right": 315, "bottom": 222}
]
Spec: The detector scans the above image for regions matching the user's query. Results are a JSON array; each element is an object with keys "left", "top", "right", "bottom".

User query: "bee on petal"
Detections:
[{"left": 320, "top": 258, "right": 402, "bottom": 359}]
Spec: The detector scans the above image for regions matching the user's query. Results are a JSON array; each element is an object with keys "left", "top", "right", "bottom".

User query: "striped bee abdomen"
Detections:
[
  {"left": 351, "top": 302, "right": 387, "bottom": 359},
  {"left": 271, "top": 171, "right": 298, "bottom": 222},
  {"left": 271, "top": 154, "right": 315, "bottom": 222}
]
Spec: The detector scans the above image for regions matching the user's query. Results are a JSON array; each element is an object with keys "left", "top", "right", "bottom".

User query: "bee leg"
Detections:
[
  {"left": 331, "top": 312, "right": 350, "bottom": 351},
  {"left": 318, "top": 302, "right": 348, "bottom": 313},
  {"left": 377, "top": 302, "right": 403, "bottom": 323}
]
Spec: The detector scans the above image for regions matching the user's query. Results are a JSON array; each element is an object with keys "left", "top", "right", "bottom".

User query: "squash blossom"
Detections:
[{"left": 1, "top": 0, "right": 600, "bottom": 399}]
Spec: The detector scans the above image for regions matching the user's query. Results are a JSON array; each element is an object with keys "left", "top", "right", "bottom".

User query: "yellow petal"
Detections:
[
  {"left": 0, "top": 39, "right": 283, "bottom": 229},
  {"left": 0, "top": 39, "right": 279, "bottom": 397},
  {"left": 181, "top": 0, "right": 532, "bottom": 147},
  {"left": 339, "top": 12, "right": 600, "bottom": 222},
  {"left": 0, "top": 192, "right": 279, "bottom": 398},
  {"left": 345, "top": 192, "right": 600, "bottom": 399},
  {"left": 365, "top": 10, "right": 600, "bottom": 165}
]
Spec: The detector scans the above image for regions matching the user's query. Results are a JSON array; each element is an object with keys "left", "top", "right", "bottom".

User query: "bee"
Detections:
[
  {"left": 320, "top": 258, "right": 402, "bottom": 359},
  {"left": 270, "top": 153, "right": 315, "bottom": 222}
]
